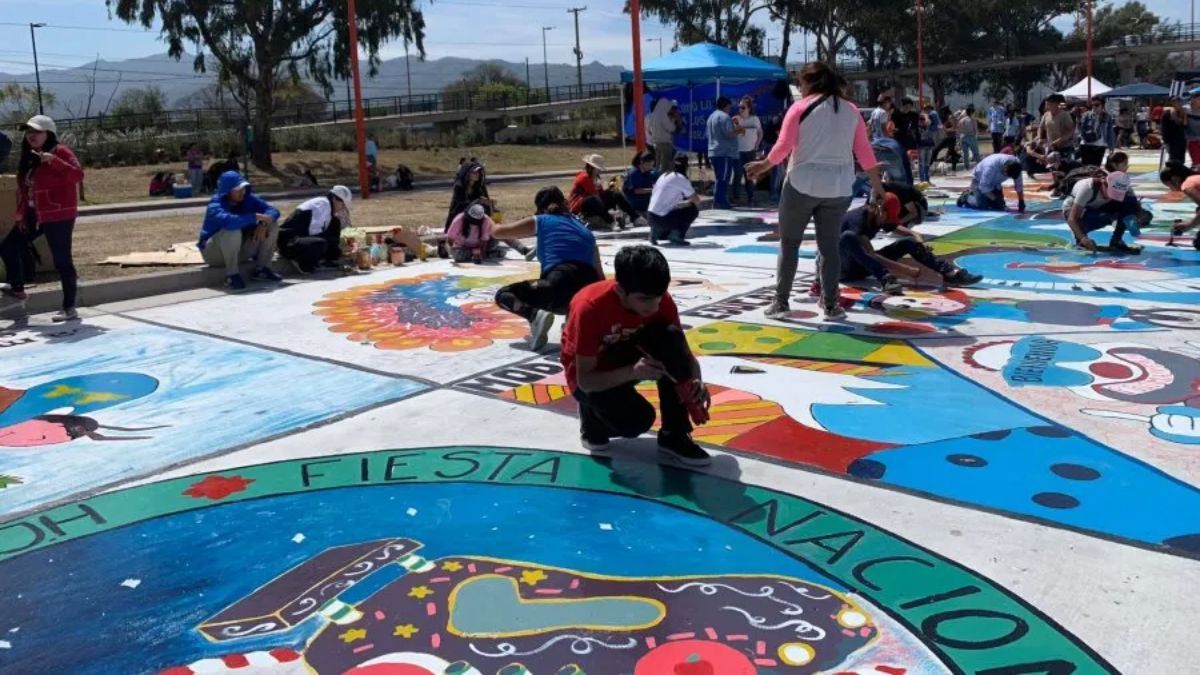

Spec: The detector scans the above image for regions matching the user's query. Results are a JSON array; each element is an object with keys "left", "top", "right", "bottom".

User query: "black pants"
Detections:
[
  {"left": 0, "top": 219, "right": 77, "bottom": 309},
  {"left": 991, "top": 132, "right": 1004, "bottom": 154},
  {"left": 1079, "top": 144, "right": 1106, "bottom": 167},
  {"left": 572, "top": 322, "right": 692, "bottom": 440},
  {"left": 647, "top": 204, "right": 699, "bottom": 240},
  {"left": 580, "top": 191, "right": 638, "bottom": 225},
  {"left": 840, "top": 233, "right": 953, "bottom": 282},
  {"left": 494, "top": 261, "right": 600, "bottom": 321},
  {"left": 931, "top": 136, "right": 960, "bottom": 167},
  {"left": 278, "top": 221, "right": 341, "bottom": 273}
]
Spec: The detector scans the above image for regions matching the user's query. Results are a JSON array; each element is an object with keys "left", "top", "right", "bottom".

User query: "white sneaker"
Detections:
[
  {"left": 51, "top": 308, "right": 80, "bottom": 323},
  {"left": 633, "top": 216, "right": 649, "bottom": 229},
  {"left": 822, "top": 303, "right": 847, "bottom": 321},
  {"left": 529, "top": 310, "right": 555, "bottom": 351},
  {"left": 764, "top": 300, "right": 790, "bottom": 319}
]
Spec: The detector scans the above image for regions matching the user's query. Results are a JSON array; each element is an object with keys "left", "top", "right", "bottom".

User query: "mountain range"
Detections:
[{"left": 0, "top": 52, "right": 626, "bottom": 119}]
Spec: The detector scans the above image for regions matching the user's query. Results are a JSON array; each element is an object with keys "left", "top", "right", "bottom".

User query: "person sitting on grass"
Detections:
[
  {"left": 622, "top": 151, "right": 658, "bottom": 214},
  {"left": 646, "top": 154, "right": 701, "bottom": 246},
  {"left": 561, "top": 245, "right": 713, "bottom": 467},
  {"left": 277, "top": 185, "right": 352, "bottom": 275},
  {"left": 446, "top": 201, "right": 500, "bottom": 264},
  {"left": 492, "top": 186, "right": 604, "bottom": 350},
  {"left": 148, "top": 172, "right": 175, "bottom": 197},
  {"left": 198, "top": 170, "right": 282, "bottom": 291},
  {"left": 958, "top": 152, "right": 1025, "bottom": 212},
  {"left": 1159, "top": 161, "right": 1200, "bottom": 247},
  {"left": 812, "top": 194, "right": 982, "bottom": 298},
  {"left": 1063, "top": 170, "right": 1141, "bottom": 254},
  {"left": 568, "top": 153, "right": 644, "bottom": 231}
]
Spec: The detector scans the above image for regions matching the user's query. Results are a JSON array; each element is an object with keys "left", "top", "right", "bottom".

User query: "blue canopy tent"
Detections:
[
  {"left": 1104, "top": 82, "right": 1171, "bottom": 98},
  {"left": 620, "top": 43, "right": 788, "bottom": 154}
]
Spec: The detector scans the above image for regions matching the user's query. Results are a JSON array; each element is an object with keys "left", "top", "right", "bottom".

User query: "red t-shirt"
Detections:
[
  {"left": 1151, "top": 106, "right": 1164, "bottom": 122},
  {"left": 567, "top": 170, "right": 600, "bottom": 214},
  {"left": 560, "top": 280, "right": 682, "bottom": 392}
]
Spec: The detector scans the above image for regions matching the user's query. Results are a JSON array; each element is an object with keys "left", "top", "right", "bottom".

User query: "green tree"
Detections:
[
  {"left": 631, "top": 0, "right": 771, "bottom": 49},
  {"left": 1057, "top": 2, "right": 1176, "bottom": 86},
  {"left": 107, "top": 0, "right": 426, "bottom": 168},
  {"left": 441, "top": 63, "right": 534, "bottom": 109},
  {"left": 0, "top": 83, "right": 56, "bottom": 125},
  {"left": 110, "top": 86, "right": 167, "bottom": 120}
]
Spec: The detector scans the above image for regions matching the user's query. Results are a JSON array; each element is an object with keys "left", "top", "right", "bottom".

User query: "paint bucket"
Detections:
[
  {"left": 390, "top": 246, "right": 405, "bottom": 265},
  {"left": 356, "top": 249, "right": 372, "bottom": 270}
]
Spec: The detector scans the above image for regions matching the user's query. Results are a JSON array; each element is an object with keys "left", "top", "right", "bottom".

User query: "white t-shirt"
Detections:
[
  {"left": 1063, "top": 177, "right": 1108, "bottom": 214},
  {"left": 647, "top": 172, "right": 696, "bottom": 217},
  {"left": 736, "top": 115, "right": 762, "bottom": 152}
]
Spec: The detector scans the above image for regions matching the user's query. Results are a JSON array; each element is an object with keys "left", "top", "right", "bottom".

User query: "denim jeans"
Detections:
[
  {"left": 731, "top": 150, "right": 758, "bottom": 203},
  {"left": 961, "top": 136, "right": 981, "bottom": 167},
  {"left": 0, "top": 219, "right": 78, "bottom": 309},
  {"left": 710, "top": 155, "right": 735, "bottom": 209},
  {"left": 918, "top": 147, "right": 933, "bottom": 182}
]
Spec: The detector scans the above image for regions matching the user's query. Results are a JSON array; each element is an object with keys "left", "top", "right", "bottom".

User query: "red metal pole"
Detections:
[
  {"left": 1086, "top": 0, "right": 1093, "bottom": 100},
  {"left": 347, "top": 0, "right": 370, "bottom": 200},
  {"left": 916, "top": 0, "right": 924, "bottom": 107},
  {"left": 630, "top": 0, "right": 646, "bottom": 151}
]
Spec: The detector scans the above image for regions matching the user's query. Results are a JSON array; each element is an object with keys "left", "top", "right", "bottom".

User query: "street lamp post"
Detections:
[
  {"left": 541, "top": 26, "right": 555, "bottom": 99},
  {"left": 647, "top": 37, "right": 662, "bottom": 57},
  {"left": 29, "top": 22, "right": 45, "bottom": 115},
  {"left": 916, "top": 0, "right": 924, "bottom": 107},
  {"left": 767, "top": 37, "right": 775, "bottom": 59},
  {"left": 1086, "top": 0, "right": 1093, "bottom": 100}
]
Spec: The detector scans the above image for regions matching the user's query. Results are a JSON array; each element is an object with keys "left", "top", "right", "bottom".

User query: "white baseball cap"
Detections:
[
  {"left": 1105, "top": 171, "right": 1130, "bottom": 201},
  {"left": 330, "top": 185, "right": 352, "bottom": 209},
  {"left": 466, "top": 203, "right": 487, "bottom": 220},
  {"left": 20, "top": 115, "right": 56, "bottom": 134}
]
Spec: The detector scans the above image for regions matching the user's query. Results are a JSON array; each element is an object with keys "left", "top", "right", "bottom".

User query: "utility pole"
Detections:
[
  {"left": 30, "top": 23, "right": 45, "bottom": 115},
  {"left": 405, "top": 44, "right": 413, "bottom": 97},
  {"left": 647, "top": 37, "right": 663, "bottom": 57},
  {"left": 542, "top": 26, "right": 555, "bottom": 100},
  {"left": 1085, "top": 0, "right": 1093, "bottom": 100},
  {"left": 766, "top": 37, "right": 775, "bottom": 59},
  {"left": 567, "top": 7, "right": 586, "bottom": 95},
  {"left": 346, "top": 0, "right": 370, "bottom": 200}
]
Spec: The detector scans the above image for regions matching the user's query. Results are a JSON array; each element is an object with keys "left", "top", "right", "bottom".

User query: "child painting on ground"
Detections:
[
  {"left": 446, "top": 202, "right": 499, "bottom": 263},
  {"left": 561, "top": 245, "right": 712, "bottom": 467}
]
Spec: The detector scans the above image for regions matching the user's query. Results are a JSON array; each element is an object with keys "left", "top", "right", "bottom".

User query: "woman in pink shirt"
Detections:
[
  {"left": 746, "top": 62, "right": 885, "bottom": 320},
  {"left": 446, "top": 201, "right": 498, "bottom": 263}
]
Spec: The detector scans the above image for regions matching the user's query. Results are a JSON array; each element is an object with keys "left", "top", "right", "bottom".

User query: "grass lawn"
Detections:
[{"left": 79, "top": 141, "right": 623, "bottom": 205}]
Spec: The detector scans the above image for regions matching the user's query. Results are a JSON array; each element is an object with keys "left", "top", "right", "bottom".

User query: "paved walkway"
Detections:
[{"left": 0, "top": 162, "right": 1193, "bottom": 673}]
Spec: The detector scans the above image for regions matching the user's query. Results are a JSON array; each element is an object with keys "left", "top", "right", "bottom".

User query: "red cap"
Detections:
[{"left": 881, "top": 193, "right": 902, "bottom": 225}]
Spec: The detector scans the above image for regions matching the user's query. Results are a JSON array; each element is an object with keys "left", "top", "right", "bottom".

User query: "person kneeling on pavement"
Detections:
[
  {"left": 278, "top": 185, "right": 352, "bottom": 274},
  {"left": 647, "top": 154, "right": 701, "bottom": 246},
  {"left": 562, "top": 245, "right": 713, "bottom": 467},
  {"left": 1064, "top": 170, "right": 1142, "bottom": 254},
  {"left": 492, "top": 186, "right": 604, "bottom": 350},
  {"left": 568, "top": 154, "right": 645, "bottom": 231},
  {"left": 198, "top": 171, "right": 282, "bottom": 290},
  {"left": 958, "top": 152, "right": 1025, "bottom": 212},
  {"left": 447, "top": 201, "right": 501, "bottom": 263},
  {"left": 816, "top": 193, "right": 981, "bottom": 297}
]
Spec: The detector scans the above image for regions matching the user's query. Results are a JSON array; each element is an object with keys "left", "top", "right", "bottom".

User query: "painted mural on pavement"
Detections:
[
  {"left": 0, "top": 448, "right": 1113, "bottom": 674},
  {"left": 0, "top": 318, "right": 423, "bottom": 515},
  {"left": 462, "top": 321, "right": 1200, "bottom": 556}
]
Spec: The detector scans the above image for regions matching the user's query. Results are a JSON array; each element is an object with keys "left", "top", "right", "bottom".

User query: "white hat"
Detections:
[
  {"left": 330, "top": 185, "right": 352, "bottom": 209},
  {"left": 20, "top": 115, "right": 56, "bottom": 134},
  {"left": 466, "top": 203, "right": 487, "bottom": 220},
  {"left": 582, "top": 153, "right": 608, "bottom": 172}
]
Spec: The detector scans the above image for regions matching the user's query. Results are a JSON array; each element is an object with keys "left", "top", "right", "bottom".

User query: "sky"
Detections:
[{"left": 0, "top": 0, "right": 1193, "bottom": 77}]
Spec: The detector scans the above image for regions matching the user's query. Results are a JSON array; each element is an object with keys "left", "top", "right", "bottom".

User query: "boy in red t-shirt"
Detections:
[{"left": 560, "top": 245, "right": 712, "bottom": 466}]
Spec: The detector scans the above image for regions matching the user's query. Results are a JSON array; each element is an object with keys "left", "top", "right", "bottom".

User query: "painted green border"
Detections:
[{"left": 0, "top": 447, "right": 1114, "bottom": 674}]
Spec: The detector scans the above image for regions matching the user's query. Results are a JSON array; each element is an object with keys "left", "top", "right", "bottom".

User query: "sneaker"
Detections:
[
  {"left": 633, "top": 216, "right": 649, "bottom": 229},
  {"left": 822, "top": 302, "right": 847, "bottom": 321},
  {"left": 252, "top": 266, "right": 284, "bottom": 282},
  {"left": 666, "top": 233, "right": 692, "bottom": 246},
  {"left": 581, "top": 434, "right": 611, "bottom": 455},
  {"left": 225, "top": 273, "right": 248, "bottom": 291},
  {"left": 524, "top": 247, "right": 538, "bottom": 262},
  {"left": 286, "top": 258, "right": 311, "bottom": 276},
  {"left": 657, "top": 431, "right": 712, "bottom": 468},
  {"left": 880, "top": 274, "right": 904, "bottom": 295},
  {"left": 51, "top": 308, "right": 80, "bottom": 323},
  {"left": 764, "top": 300, "right": 791, "bottom": 319},
  {"left": 1109, "top": 240, "right": 1143, "bottom": 255},
  {"left": 649, "top": 233, "right": 660, "bottom": 246},
  {"left": 529, "top": 309, "right": 555, "bottom": 351},
  {"left": 944, "top": 269, "right": 984, "bottom": 286}
]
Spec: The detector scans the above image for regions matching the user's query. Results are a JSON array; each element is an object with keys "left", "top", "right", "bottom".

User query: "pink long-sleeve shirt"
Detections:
[
  {"left": 766, "top": 94, "right": 879, "bottom": 199},
  {"left": 447, "top": 213, "right": 494, "bottom": 248}
]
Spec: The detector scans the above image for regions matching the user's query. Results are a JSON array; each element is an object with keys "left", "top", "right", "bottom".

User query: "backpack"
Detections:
[
  {"left": 1061, "top": 166, "right": 1107, "bottom": 204},
  {"left": 1080, "top": 112, "right": 1100, "bottom": 144}
]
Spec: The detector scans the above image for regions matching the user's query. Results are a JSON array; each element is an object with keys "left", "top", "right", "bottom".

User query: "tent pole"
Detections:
[
  {"left": 688, "top": 83, "right": 694, "bottom": 181},
  {"left": 620, "top": 85, "right": 627, "bottom": 152}
]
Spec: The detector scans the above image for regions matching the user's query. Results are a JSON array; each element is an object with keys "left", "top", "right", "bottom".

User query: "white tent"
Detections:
[{"left": 1058, "top": 77, "right": 1112, "bottom": 99}]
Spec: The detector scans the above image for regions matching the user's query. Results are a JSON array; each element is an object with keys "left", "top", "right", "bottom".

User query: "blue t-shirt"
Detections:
[
  {"left": 536, "top": 213, "right": 596, "bottom": 272},
  {"left": 707, "top": 109, "right": 738, "bottom": 158}
]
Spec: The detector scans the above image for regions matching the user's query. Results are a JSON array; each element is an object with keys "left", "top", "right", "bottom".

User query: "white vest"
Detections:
[{"left": 786, "top": 97, "right": 862, "bottom": 199}]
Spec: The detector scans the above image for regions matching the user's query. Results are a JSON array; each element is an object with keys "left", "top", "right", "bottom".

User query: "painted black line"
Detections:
[{"left": 115, "top": 312, "right": 441, "bottom": 389}]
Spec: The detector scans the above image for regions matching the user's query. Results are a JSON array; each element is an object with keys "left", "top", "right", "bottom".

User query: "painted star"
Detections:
[
  {"left": 393, "top": 624, "right": 420, "bottom": 639},
  {"left": 408, "top": 585, "right": 434, "bottom": 599},
  {"left": 338, "top": 628, "right": 367, "bottom": 644},
  {"left": 520, "top": 569, "right": 548, "bottom": 586},
  {"left": 441, "top": 561, "right": 463, "bottom": 572}
]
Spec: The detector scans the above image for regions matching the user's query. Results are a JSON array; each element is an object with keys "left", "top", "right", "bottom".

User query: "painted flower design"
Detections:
[
  {"left": 314, "top": 273, "right": 530, "bottom": 352},
  {"left": 183, "top": 475, "right": 255, "bottom": 501}
]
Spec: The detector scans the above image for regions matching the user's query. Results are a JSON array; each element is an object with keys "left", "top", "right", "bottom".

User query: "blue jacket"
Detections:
[
  {"left": 198, "top": 171, "right": 280, "bottom": 250},
  {"left": 622, "top": 166, "right": 658, "bottom": 212}
]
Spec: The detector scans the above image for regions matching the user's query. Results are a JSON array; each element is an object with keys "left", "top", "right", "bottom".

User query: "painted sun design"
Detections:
[{"left": 314, "top": 273, "right": 530, "bottom": 352}]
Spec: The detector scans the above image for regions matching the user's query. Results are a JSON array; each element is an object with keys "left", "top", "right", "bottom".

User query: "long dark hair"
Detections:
[
  {"left": 17, "top": 130, "right": 59, "bottom": 183},
  {"left": 1161, "top": 160, "right": 1195, "bottom": 187},
  {"left": 534, "top": 186, "right": 567, "bottom": 215},
  {"left": 797, "top": 62, "right": 841, "bottom": 112}
]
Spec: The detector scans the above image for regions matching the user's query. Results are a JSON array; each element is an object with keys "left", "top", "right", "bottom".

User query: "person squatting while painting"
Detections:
[
  {"left": 561, "top": 245, "right": 713, "bottom": 467},
  {"left": 277, "top": 185, "right": 352, "bottom": 275},
  {"left": 446, "top": 202, "right": 501, "bottom": 264},
  {"left": 492, "top": 186, "right": 604, "bottom": 351}
]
